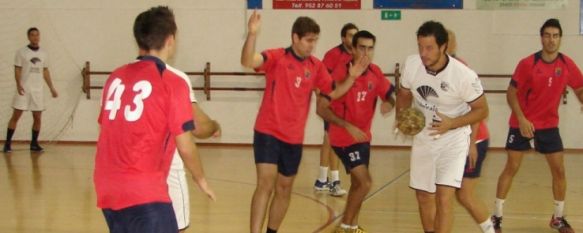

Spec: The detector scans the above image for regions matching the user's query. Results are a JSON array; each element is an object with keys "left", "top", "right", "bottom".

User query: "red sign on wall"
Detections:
[{"left": 273, "top": 0, "right": 361, "bottom": 9}]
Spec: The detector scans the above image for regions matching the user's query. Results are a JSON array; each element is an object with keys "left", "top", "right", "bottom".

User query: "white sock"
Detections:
[
  {"left": 331, "top": 170, "right": 340, "bottom": 182},
  {"left": 479, "top": 219, "right": 495, "bottom": 233},
  {"left": 494, "top": 198, "right": 505, "bottom": 217},
  {"left": 318, "top": 166, "right": 328, "bottom": 182},
  {"left": 554, "top": 200, "right": 564, "bottom": 218},
  {"left": 340, "top": 223, "right": 351, "bottom": 229},
  {"left": 350, "top": 225, "right": 358, "bottom": 229}
]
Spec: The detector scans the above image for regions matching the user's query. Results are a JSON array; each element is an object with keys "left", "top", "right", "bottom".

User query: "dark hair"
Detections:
[
  {"left": 417, "top": 21, "right": 448, "bottom": 48},
  {"left": 340, "top": 23, "right": 358, "bottom": 38},
  {"left": 540, "top": 18, "right": 562, "bottom": 37},
  {"left": 27, "top": 27, "right": 39, "bottom": 36},
  {"left": 133, "top": 6, "right": 177, "bottom": 51},
  {"left": 292, "top": 16, "right": 320, "bottom": 39},
  {"left": 351, "top": 30, "right": 376, "bottom": 48}
]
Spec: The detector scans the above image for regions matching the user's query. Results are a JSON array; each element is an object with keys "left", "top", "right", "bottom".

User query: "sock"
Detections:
[
  {"left": 350, "top": 225, "right": 358, "bottom": 229},
  {"left": 31, "top": 130, "right": 40, "bottom": 145},
  {"left": 340, "top": 223, "right": 351, "bottom": 229},
  {"left": 479, "top": 218, "right": 495, "bottom": 233},
  {"left": 266, "top": 227, "right": 277, "bottom": 233},
  {"left": 318, "top": 166, "right": 328, "bottom": 182},
  {"left": 494, "top": 198, "right": 505, "bottom": 217},
  {"left": 331, "top": 170, "right": 340, "bottom": 182},
  {"left": 5, "top": 128, "right": 15, "bottom": 145},
  {"left": 554, "top": 200, "right": 564, "bottom": 218}
]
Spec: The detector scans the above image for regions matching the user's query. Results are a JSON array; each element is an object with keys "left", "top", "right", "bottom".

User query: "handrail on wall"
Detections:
[{"left": 81, "top": 61, "right": 568, "bottom": 103}]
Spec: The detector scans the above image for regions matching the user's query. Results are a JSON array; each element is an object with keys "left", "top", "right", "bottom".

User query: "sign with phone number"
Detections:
[{"left": 273, "top": 0, "right": 361, "bottom": 9}]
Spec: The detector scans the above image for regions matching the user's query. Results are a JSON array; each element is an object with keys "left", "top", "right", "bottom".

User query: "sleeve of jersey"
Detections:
[
  {"left": 254, "top": 48, "right": 283, "bottom": 73},
  {"left": 461, "top": 71, "right": 484, "bottom": 103},
  {"left": 566, "top": 58, "right": 583, "bottom": 90},
  {"left": 168, "top": 79, "right": 196, "bottom": 135},
  {"left": 315, "top": 62, "right": 334, "bottom": 96},
  {"left": 510, "top": 59, "right": 529, "bottom": 89}
]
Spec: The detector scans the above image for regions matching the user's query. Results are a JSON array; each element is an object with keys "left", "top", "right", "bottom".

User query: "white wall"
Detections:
[{"left": 1, "top": 0, "right": 582, "bottom": 148}]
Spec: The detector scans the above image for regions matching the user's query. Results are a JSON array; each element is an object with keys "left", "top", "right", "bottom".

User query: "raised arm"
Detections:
[
  {"left": 328, "top": 55, "right": 370, "bottom": 100},
  {"left": 240, "top": 10, "right": 264, "bottom": 69}
]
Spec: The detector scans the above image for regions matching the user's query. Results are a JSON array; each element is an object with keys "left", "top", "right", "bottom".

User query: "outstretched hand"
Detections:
[{"left": 247, "top": 10, "right": 261, "bottom": 36}]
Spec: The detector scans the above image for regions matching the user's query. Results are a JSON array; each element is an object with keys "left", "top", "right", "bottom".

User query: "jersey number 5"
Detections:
[{"left": 104, "top": 78, "right": 152, "bottom": 121}]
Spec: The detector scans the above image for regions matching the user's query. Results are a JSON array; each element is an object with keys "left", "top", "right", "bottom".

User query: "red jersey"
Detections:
[
  {"left": 328, "top": 62, "right": 394, "bottom": 147},
  {"left": 509, "top": 52, "right": 583, "bottom": 129},
  {"left": 322, "top": 44, "right": 352, "bottom": 72},
  {"left": 94, "top": 56, "right": 195, "bottom": 210},
  {"left": 254, "top": 48, "right": 333, "bottom": 144}
]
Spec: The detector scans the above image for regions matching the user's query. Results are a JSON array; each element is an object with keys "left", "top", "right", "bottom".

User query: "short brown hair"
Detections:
[
  {"left": 133, "top": 6, "right": 177, "bottom": 51},
  {"left": 291, "top": 16, "right": 320, "bottom": 39}
]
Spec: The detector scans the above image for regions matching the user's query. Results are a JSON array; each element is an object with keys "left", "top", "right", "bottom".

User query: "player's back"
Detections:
[{"left": 94, "top": 56, "right": 193, "bottom": 210}]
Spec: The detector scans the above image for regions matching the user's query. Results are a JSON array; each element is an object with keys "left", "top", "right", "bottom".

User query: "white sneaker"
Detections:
[{"left": 329, "top": 180, "right": 347, "bottom": 197}]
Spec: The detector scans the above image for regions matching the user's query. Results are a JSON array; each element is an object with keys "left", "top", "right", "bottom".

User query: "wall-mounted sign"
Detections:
[{"left": 273, "top": 0, "right": 361, "bottom": 9}]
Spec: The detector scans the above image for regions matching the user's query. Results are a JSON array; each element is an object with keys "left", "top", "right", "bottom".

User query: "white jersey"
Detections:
[
  {"left": 15, "top": 46, "right": 49, "bottom": 91},
  {"left": 166, "top": 65, "right": 197, "bottom": 170},
  {"left": 401, "top": 54, "right": 483, "bottom": 142}
]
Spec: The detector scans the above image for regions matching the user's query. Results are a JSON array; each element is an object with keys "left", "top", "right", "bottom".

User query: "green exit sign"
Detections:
[{"left": 381, "top": 10, "right": 401, "bottom": 20}]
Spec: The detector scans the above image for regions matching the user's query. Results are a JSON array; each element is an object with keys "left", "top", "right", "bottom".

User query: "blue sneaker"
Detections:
[
  {"left": 329, "top": 180, "right": 347, "bottom": 197},
  {"left": 314, "top": 179, "right": 330, "bottom": 191}
]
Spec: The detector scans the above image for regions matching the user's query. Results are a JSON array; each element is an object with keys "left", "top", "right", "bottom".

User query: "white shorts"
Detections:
[
  {"left": 12, "top": 90, "right": 44, "bottom": 111},
  {"left": 167, "top": 154, "right": 190, "bottom": 230},
  {"left": 409, "top": 131, "right": 470, "bottom": 193}
]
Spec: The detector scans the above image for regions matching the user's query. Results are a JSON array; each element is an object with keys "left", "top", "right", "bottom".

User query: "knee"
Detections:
[
  {"left": 416, "top": 192, "right": 434, "bottom": 205},
  {"left": 274, "top": 183, "right": 293, "bottom": 198},
  {"left": 455, "top": 191, "right": 472, "bottom": 208},
  {"left": 550, "top": 166, "right": 566, "bottom": 180},
  {"left": 256, "top": 179, "right": 275, "bottom": 194}
]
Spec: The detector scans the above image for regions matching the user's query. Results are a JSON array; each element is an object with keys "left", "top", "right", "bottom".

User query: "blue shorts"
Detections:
[
  {"left": 332, "top": 143, "right": 371, "bottom": 173},
  {"left": 505, "top": 127, "right": 563, "bottom": 154},
  {"left": 463, "top": 140, "right": 489, "bottom": 178},
  {"left": 253, "top": 130, "right": 303, "bottom": 177},
  {"left": 102, "top": 202, "right": 178, "bottom": 233}
]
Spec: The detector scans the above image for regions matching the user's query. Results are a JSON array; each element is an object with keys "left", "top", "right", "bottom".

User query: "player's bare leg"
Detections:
[
  {"left": 435, "top": 185, "right": 456, "bottom": 233},
  {"left": 416, "top": 190, "right": 436, "bottom": 232},
  {"left": 496, "top": 150, "right": 525, "bottom": 199},
  {"left": 341, "top": 165, "right": 371, "bottom": 226},
  {"left": 266, "top": 173, "right": 296, "bottom": 231},
  {"left": 250, "top": 164, "right": 278, "bottom": 233},
  {"left": 457, "top": 178, "right": 495, "bottom": 233}
]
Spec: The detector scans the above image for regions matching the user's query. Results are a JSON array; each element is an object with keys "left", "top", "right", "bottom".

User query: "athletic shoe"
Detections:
[
  {"left": 30, "top": 143, "right": 44, "bottom": 152},
  {"left": 2, "top": 144, "right": 11, "bottom": 153},
  {"left": 549, "top": 215, "right": 575, "bottom": 233},
  {"left": 314, "top": 178, "right": 330, "bottom": 191},
  {"left": 491, "top": 215, "right": 502, "bottom": 233},
  {"left": 333, "top": 226, "right": 352, "bottom": 233},
  {"left": 329, "top": 180, "right": 347, "bottom": 197}
]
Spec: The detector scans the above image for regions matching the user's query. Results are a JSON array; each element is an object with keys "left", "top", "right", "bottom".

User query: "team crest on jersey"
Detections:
[
  {"left": 416, "top": 85, "right": 439, "bottom": 101},
  {"left": 30, "top": 57, "right": 41, "bottom": 64},
  {"left": 555, "top": 67, "right": 562, "bottom": 77},
  {"left": 440, "top": 81, "right": 449, "bottom": 92},
  {"left": 368, "top": 81, "right": 374, "bottom": 91},
  {"left": 304, "top": 69, "right": 311, "bottom": 79}
]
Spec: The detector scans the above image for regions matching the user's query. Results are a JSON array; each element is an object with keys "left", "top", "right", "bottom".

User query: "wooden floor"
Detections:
[{"left": 1, "top": 143, "right": 582, "bottom": 233}]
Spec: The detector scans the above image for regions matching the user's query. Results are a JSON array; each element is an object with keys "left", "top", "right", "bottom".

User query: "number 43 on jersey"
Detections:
[{"left": 104, "top": 78, "right": 152, "bottom": 121}]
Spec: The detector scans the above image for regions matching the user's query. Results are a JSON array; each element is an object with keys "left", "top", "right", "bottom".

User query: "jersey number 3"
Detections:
[{"left": 104, "top": 78, "right": 152, "bottom": 121}]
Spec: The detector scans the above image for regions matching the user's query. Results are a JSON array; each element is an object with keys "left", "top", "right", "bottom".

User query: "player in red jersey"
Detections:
[
  {"left": 93, "top": 6, "right": 215, "bottom": 233},
  {"left": 314, "top": 23, "right": 358, "bottom": 197},
  {"left": 493, "top": 19, "right": 583, "bottom": 233},
  {"left": 319, "top": 30, "right": 394, "bottom": 233},
  {"left": 241, "top": 11, "right": 367, "bottom": 233}
]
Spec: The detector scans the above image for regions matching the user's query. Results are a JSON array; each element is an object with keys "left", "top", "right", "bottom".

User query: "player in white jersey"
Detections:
[
  {"left": 166, "top": 65, "right": 221, "bottom": 232},
  {"left": 396, "top": 21, "right": 488, "bottom": 233},
  {"left": 4, "top": 27, "right": 58, "bottom": 153}
]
